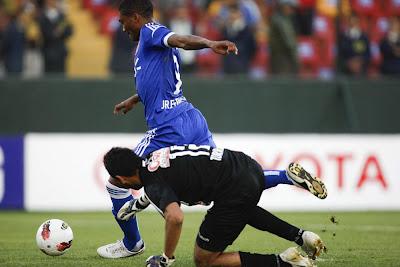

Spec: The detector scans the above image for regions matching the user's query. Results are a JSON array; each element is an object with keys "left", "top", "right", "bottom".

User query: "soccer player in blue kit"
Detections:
[{"left": 97, "top": 0, "right": 327, "bottom": 259}]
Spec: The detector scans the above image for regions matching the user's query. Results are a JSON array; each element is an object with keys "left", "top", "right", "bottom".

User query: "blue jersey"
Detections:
[{"left": 134, "top": 22, "right": 194, "bottom": 129}]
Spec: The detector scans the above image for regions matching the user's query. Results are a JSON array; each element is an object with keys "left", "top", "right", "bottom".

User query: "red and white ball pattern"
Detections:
[{"left": 35, "top": 219, "right": 73, "bottom": 256}]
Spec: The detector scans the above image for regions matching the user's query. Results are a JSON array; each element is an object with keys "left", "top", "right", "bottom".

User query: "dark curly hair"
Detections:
[
  {"left": 103, "top": 147, "right": 142, "bottom": 178},
  {"left": 119, "top": 0, "right": 153, "bottom": 18}
]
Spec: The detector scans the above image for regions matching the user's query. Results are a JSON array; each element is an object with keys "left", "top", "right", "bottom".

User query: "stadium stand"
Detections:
[
  {"left": 67, "top": 0, "right": 110, "bottom": 77},
  {"left": 1, "top": 0, "right": 399, "bottom": 78},
  {"left": 297, "top": 36, "right": 319, "bottom": 77}
]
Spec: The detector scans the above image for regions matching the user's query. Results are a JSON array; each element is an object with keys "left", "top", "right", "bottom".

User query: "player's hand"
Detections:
[
  {"left": 209, "top": 40, "right": 238, "bottom": 55},
  {"left": 117, "top": 195, "right": 150, "bottom": 221},
  {"left": 146, "top": 253, "right": 175, "bottom": 267},
  {"left": 113, "top": 95, "right": 140, "bottom": 115}
]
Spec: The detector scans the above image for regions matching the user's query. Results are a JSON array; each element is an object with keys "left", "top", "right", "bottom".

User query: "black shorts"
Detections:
[{"left": 196, "top": 161, "right": 264, "bottom": 252}]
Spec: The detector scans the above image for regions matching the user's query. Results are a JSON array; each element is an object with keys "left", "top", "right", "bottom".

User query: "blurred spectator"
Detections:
[
  {"left": 154, "top": 0, "right": 184, "bottom": 23},
  {"left": 109, "top": 24, "right": 134, "bottom": 74},
  {"left": 0, "top": 4, "right": 25, "bottom": 74},
  {"left": 338, "top": 14, "right": 370, "bottom": 76},
  {"left": 217, "top": 0, "right": 261, "bottom": 30},
  {"left": 221, "top": 3, "right": 256, "bottom": 74},
  {"left": 380, "top": 17, "right": 400, "bottom": 76},
  {"left": 38, "top": 0, "right": 73, "bottom": 74},
  {"left": 0, "top": 5, "right": 7, "bottom": 76},
  {"left": 296, "top": 0, "right": 315, "bottom": 36},
  {"left": 193, "top": 4, "right": 223, "bottom": 76},
  {"left": 269, "top": 0, "right": 299, "bottom": 75},
  {"left": 168, "top": 5, "right": 196, "bottom": 73},
  {"left": 20, "top": 1, "right": 43, "bottom": 78}
]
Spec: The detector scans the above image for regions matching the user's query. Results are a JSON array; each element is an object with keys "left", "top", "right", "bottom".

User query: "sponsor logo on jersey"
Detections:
[{"left": 147, "top": 148, "right": 171, "bottom": 172}]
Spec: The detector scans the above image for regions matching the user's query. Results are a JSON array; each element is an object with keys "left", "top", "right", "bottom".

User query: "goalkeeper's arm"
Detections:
[
  {"left": 117, "top": 194, "right": 150, "bottom": 221},
  {"left": 145, "top": 202, "right": 182, "bottom": 267}
]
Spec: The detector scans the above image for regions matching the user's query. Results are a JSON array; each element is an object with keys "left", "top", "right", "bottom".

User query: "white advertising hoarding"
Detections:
[{"left": 25, "top": 134, "right": 400, "bottom": 211}]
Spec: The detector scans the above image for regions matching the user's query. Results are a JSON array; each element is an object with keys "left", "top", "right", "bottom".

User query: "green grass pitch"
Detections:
[{"left": 0, "top": 211, "right": 399, "bottom": 266}]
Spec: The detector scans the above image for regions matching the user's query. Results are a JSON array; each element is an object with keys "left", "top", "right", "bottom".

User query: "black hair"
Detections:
[
  {"left": 119, "top": 0, "right": 153, "bottom": 18},
  {"left": 103, "top": 147, "right": 142, "bottom": 178}
]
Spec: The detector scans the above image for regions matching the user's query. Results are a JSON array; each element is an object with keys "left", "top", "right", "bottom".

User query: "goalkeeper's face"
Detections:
[{"left": 115, "top": 169, "right": 143, "bottom": 189}]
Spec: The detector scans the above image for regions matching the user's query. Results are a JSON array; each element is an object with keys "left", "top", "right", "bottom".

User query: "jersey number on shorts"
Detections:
[{"left": 173, "top": 54, "right": 182, "bottom": 95}]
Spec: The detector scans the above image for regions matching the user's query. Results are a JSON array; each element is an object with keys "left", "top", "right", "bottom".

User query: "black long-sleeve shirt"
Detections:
[{"left": 139, "top": 145, "right": 264, "bottom": 214}]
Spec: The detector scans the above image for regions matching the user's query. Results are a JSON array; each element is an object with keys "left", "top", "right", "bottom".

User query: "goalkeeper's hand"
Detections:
[
  {"left": 146, "top": 253, "right": 175, "bottom": 267},
  {"left": 117, "top": 195, "right": 150, "bottom": 221}
]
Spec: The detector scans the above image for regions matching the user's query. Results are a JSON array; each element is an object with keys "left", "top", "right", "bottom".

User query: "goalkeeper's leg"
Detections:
[
  {"left": 248, "top": 206, "right": 326, "bottom": 259},
  {"left": 192, "top": 196, "right": 321, "bottom": 266},
  {"left": 194, "top": 243, "right": 313, "bottom": 267}
]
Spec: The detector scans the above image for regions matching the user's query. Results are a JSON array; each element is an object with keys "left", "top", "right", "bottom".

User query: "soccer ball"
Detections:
[{"left": 35, "top": 219, "right": 73, "bottom": 256}]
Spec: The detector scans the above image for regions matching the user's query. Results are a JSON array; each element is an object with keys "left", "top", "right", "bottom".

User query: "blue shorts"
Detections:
[{"left": 134, "top": 108, "right": 215, "bottom": 158}]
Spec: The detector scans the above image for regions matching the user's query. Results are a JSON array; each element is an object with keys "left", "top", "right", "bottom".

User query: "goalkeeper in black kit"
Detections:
[{"left": 103, "top": 145, "right": 326, "bottom": 267}]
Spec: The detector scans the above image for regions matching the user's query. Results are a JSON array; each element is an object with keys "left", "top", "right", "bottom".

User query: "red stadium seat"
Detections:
[
  {"left": 82, "top": 0, "right": 92, "bottom": 9},
  {"left": 298, "top": 37, "right": 318, "bottom": 65},
  {"left": 81, "top": 0, "right": 110, "bottom": 20},
  {"left": 297, "top": 37, "right": 320, "bottom": 77},
  {"left": 249, "top": 40, "right": 268, "bottom": 78},
  {"left": 370, "top": 16, "right": 390, "bottom": 42},
  {"left": 387, "top": 0, "right": 400, "bottom": 16},
  {"left": 196, "top": 18, "right": 222, "bottom": 43},
  {"left": 251, "top": 40, "right": 268, "bottom": 70},
  {"left": 370, "top": 41, "right": 382, "bottom": 67},
  {"left": 100, "top": 9, "right": 120, "bottom": 36},
  {"left": 313, "top": 15, "right": 336, "bottom": 69},
  {"left": 299, "top": 0, "right": 316, "bottom": 9},
  {"left": 368, "top": 40, "right": 382, "bottom": 76},
  {"left": 187, "top": 1, "right": 201, "bottom": 25},
  {"left": 90, "top": 3, "right": 110, "bottom": 20},
  {"left": 196, "top": 49, "right": 221, "bottom": 76},
  {"left": 195, "top": 18, "right": 222, "bottom": 75},
  {"left": 313, "top": 15, "right": 334, "bottom": 41},
  {"left": 316, "top": 38, "right": 335, "bottom": 67},
  {"left": 350, "top": 0, "right": 379, "bottom": 16}
]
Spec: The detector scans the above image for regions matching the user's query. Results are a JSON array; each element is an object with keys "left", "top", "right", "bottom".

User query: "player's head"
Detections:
[
  {"left": 104, "top": 147, "right": 142, "bottom": 188},
  {"left": 278, "top": 0, "right": 297, "bottom": 15},
  {"left": 118, "top": 0, "right": 153, "bottom": 41}
]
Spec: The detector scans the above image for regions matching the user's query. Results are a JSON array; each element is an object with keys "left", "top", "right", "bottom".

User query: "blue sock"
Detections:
[
  {"left": 263, "top": 170, "right": 293, "bottom": 189},
  {"left": 107, "top": 182, "right": 142, "bottom": 251}
]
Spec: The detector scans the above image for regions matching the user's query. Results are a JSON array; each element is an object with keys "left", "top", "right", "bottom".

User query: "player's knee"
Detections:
[
  {"left": 193, "top": 246, "right": 219, "bottom": 267},
  {"left": 193, "top": 252, "right": 211, "bottom": 267},
  {"left": 164, "top": 204, "right": 184, "bottom": 226}
]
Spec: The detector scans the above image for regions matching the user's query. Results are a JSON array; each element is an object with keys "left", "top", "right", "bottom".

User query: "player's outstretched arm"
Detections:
[
  {"left": 113, "top": 94, "right": 141, "bottom": 115},
  {"left": 167, "top": 34, "right": 238, "bottom": 55},
  {"left": 146, "top": 202, "right": 182, "bottom": 267},
  {"left": 163, "top": 202, "right": 183, "bottom": 259}
]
